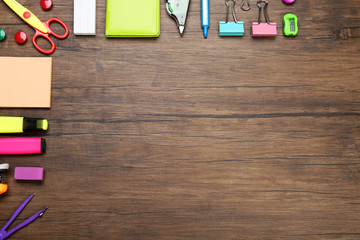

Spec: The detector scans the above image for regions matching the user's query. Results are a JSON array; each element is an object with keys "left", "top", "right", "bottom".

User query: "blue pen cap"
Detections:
[{"left": 201, "top": 0, "right": 210, "bottom": 37}]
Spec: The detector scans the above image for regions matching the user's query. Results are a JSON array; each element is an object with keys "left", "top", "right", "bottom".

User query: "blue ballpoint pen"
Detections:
[{"left": 201, "top": 0, "right": 210, "bottom": 37}]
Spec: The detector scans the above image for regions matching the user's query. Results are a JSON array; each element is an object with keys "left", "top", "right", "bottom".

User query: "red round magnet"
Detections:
[
  {"left": 40, "top": 0, "right": 53, "bottom": 10},
  {"left": 14, "top": 31, "right": 27, "bottom": 44}
]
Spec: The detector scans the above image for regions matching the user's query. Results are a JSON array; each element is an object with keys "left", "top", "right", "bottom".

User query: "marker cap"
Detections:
[
  {"left": 0, "top": 117, "right": 48, "bottom": 133},
  {"left": 23, "top": 118, "right": 48, "bottom": 131}
]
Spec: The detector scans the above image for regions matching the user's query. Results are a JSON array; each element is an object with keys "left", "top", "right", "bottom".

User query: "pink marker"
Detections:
[{"left": 0, "top": 138, "right": 46, "bottom": 155}]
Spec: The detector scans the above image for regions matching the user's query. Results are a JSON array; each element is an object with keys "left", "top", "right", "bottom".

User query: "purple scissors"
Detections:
[{"left": 0, "top": 193, "right": 48, "bottom": 240}]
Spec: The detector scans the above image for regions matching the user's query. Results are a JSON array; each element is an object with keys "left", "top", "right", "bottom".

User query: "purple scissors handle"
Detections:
[
  {"left": 33, "top": 18, "right": 69, "bottom": 55},
  {"left": 0, "top": 194, "right": 47, "bottom": 240}
]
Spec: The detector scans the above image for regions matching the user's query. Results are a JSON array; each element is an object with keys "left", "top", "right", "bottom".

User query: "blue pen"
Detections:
[{"left": 201, "top": 0, "right": 210, "bottom": 37}]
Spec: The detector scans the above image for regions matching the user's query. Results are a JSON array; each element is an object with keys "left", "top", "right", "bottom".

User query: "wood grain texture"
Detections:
[{"left": 0, "top": 0, "right": 360, "bottom": 239}]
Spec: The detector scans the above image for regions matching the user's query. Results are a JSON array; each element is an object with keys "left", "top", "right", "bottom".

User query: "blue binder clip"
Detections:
[{"left": 219, "top": 0, "right": 244, "bottom": 36}]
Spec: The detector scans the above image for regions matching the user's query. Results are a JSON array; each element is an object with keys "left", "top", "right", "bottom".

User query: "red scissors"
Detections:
[{"left": 3, "top": 0, "right": 69, "bottom": 54}]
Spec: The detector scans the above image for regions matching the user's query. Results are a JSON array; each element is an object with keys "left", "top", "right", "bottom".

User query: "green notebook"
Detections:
[{"left": 106, "top": 0, "right": 160, "bottom": 38}]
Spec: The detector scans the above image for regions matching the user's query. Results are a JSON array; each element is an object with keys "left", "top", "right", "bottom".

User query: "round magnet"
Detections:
[
  {"left": 0, "top": 29, "right": 6, "bottom": 41},
  {"left": 14, "top": 31, "right": 27, "bottom": 44},
  {"left": 283, "top": 0, "right": 295, "bottom": 4},
  {"left": 40, "top": 0, "right": 53, "bottom": 10}
]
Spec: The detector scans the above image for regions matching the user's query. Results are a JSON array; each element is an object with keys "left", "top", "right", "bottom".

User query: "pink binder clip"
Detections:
[{"left": 251, "top": 0, "right": 277, "bottom": 37}]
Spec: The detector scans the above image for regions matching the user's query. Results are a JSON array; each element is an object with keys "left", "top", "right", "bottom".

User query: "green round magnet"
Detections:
[{"left": 0, "top": 29, "right": 6, "bottom": 41}]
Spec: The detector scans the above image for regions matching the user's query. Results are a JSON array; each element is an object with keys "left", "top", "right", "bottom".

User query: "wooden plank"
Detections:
[{"left": 0, "top": 0, "right": 359, "bottom": 239}]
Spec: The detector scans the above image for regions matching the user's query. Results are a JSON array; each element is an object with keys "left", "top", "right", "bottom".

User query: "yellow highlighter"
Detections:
[{"left": 0, "top": 117, "right": 48, "bottom": 133}]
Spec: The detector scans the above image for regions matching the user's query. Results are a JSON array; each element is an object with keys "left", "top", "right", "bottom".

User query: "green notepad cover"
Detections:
[{"left": 106, "top": 0, "right": 160, "bottom": 38}]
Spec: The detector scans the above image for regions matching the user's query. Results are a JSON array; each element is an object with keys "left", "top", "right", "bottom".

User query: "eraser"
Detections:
[
  {"left": 14, "top": 167, "right": 44, "bottom": 181},
  {"left": 74, "top": 0, "right": 96, "bottom": 35}
]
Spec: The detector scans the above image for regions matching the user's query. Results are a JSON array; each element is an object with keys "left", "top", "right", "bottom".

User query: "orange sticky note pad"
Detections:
[{"left": 0, "top": 57, "right": 52, "bottom": 108}]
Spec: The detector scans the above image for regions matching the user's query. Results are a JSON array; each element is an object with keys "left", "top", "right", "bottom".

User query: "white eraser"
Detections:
[{"left": 74, "top": 0, "right": 96, "bottom": 35}]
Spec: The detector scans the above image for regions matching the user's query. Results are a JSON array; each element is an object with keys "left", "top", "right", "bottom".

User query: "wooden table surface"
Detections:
[{"left": 0, "top": 0, "right": 359, "bottom": 239}]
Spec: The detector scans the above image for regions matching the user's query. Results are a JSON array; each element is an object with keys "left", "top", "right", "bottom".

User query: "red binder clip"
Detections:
[{"left": 251, "top": 0, "right": 277, "bottom": 37}]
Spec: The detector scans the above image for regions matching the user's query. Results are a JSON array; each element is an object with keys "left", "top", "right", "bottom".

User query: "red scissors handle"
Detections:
[
  {"left": 32, "top": 18, "right": 69, "bottom": 54},
  {"left": 32, "top": 30, "right": 55, "bottom": 54}
]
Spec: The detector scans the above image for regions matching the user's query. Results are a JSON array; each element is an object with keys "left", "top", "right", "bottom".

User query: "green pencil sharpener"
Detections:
[{"left": 283, "top": 13, "right": 298, "bottom": 36}]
